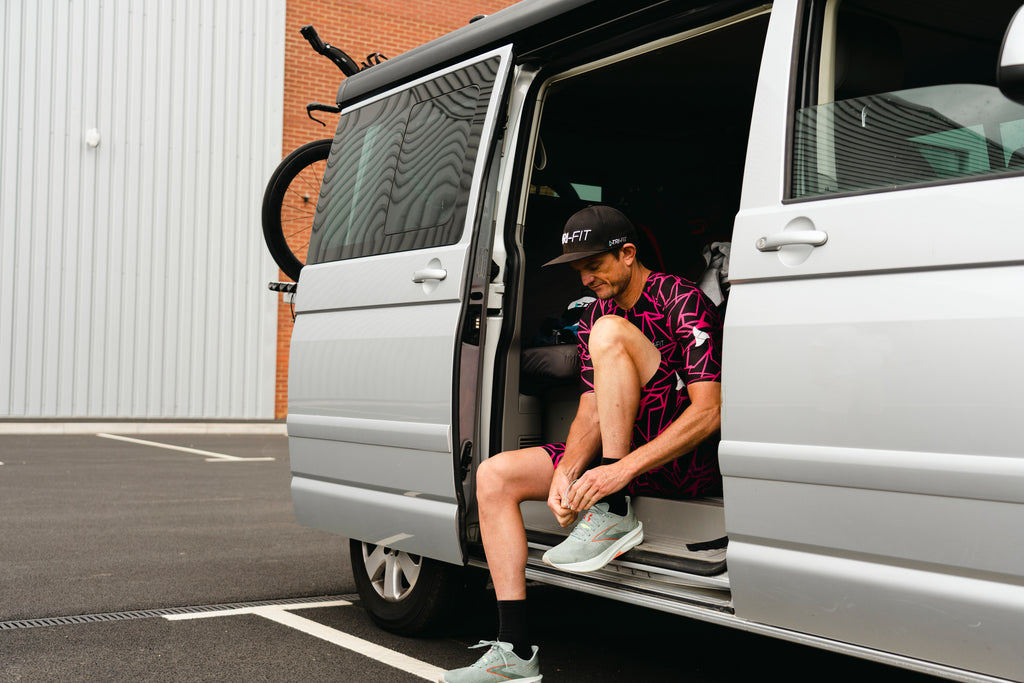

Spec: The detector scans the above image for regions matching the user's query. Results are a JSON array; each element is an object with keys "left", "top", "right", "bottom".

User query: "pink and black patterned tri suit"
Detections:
[{"left": 542, "top": 272, "right": 723, "bottom": 499}]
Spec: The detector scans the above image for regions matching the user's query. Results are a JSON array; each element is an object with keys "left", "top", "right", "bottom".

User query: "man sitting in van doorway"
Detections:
[{"left": 441, "top": 206, "right": 723, "bottom": 683}]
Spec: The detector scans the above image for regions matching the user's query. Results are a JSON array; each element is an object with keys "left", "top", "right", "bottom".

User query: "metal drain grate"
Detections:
[{"left": 0, "top": 594, "right": 359, "bottom": 630}]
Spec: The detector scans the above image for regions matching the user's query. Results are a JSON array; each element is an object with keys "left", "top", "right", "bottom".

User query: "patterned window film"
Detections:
[{"left": 308, "top": 57, "right": 499, "bottom": 262}]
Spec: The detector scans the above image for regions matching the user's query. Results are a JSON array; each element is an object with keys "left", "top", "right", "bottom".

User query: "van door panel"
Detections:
[
  {"left": 724, "top": 5, "right": 1024, "bottom": 678},
  {"left": 288, "top": 46, "right": 513, "bottom": 565},
  {"left": 293, "top": 243, "right": 468, "bottom": 315},
  {"left": 731, "top": 182, "right": 1024, "bottom": 280},
  {"left": 723, "top": 268, "right": 1024, "bottom": 456},
  {"left": 726, "top": 541, "right": 1024, "bottom": 679}
]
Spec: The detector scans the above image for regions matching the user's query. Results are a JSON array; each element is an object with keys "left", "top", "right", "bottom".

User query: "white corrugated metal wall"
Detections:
[{"left": 0, "top": 0, "right": 285, "bottom": 418}]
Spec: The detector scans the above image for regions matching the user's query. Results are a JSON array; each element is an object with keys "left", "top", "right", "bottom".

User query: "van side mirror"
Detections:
[{"left": 999, "top": 6, "right": 1024, "bottom": 104}]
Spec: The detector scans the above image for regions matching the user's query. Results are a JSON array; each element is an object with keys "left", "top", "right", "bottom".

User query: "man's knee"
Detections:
[
  {"left": 589, "top": 315, "right": 660, "bottom": 377},
  {"left": 476, "top": 456, "right": 498, "bottom": 491},
  {"left": 476, "top": 452, "right": 516, "bottom": 504},
  {"left": 477, "top": 449, "right": 549, "bottom": 506},
  {"left": 588, "top": 315, "right": 637, "bottom": 356}
]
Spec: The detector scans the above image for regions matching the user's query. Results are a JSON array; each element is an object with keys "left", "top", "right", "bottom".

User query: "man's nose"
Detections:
[{"left": 580, "top": 272, "right": 595, "bottom": 287}]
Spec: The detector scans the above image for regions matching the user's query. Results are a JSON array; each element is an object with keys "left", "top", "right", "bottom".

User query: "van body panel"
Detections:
[
  {"left": 288, "top": 45, "right": 515, "bottom": 565},
  {"left": 721, "top": 440, "right": 1024, "bottom": 507},
  {"left": 727, "top": 541, "right": 1024, "bottom": 680},
  {"left": 731, "top": 181, "right": 1024, "bottom": 279},
  {"left": 291, "top": 474, "right": 462, "bottom": 561},
  {"left": 288, "top": 414, "right": 450, "bottom": 452},
  {"left": 725, "top": 477, "right": 1024, "bottom": 579},
  {"left": 293, "top": 243, "right": 468, "bottom": 315},
  {"left": 289, "top": 432, "right": 455, "bottom": 497},
  {"left": 723, "top": 2, "right": 1024, "bottom": 679},
  {"left": 722, "top": 268, "right": 1024, "bottom": 458}
]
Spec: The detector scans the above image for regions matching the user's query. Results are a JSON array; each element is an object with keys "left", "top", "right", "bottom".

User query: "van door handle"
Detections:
[
  {"left": 756, "top": 230, "right": 828, "bottom": 252},
  {"left": 412, "top": 268, "right": 447, "bottom": 283}
]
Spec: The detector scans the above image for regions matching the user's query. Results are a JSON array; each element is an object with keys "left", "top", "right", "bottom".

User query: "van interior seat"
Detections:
[{"left": 834, "top": 12, "right": 905, "bottom": 100}]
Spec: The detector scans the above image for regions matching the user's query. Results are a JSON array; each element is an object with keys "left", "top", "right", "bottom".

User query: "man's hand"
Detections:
[
  {"left": 547, "top": 468, "right": 579, "bottom": 528},
  {"left": 562, "top": 461, "right": 632, "bottom": 513}
]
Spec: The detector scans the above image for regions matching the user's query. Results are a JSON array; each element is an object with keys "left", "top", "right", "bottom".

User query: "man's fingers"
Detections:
[
  {"left": 566, "top": 478, "right": 585, "bottom": 510},
  {"left": 569, "top": 469, "right": 620, "bottom": 511},
  {"left": 562, "top": 477, "right": 581, "bottom": 508},
  {"left": 550, "top": 498, "right": 574, "bottom": 526},
  {"left": 569, "top": 471, "right": 603, "bottom": 510}
]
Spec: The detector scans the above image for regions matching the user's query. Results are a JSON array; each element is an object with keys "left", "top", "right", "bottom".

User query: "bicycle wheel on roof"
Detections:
[{"left": 261, "top": 138, "right": 332, "bottom": 282}]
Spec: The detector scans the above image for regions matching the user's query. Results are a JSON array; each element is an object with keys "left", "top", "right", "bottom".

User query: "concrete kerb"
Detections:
[{"left": 0, "top": 422, "right": 288, "bottom": 436}]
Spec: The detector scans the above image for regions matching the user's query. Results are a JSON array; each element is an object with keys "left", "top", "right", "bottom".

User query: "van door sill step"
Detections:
[
  {"left": 686, "top": 535, "right": 729, "bottom": 551},
  {"left": 524, "top": 529, "right": 727, "bottom": 577},
  {"left": 523, "top": 558, "right": 733, "bottom": 613}
]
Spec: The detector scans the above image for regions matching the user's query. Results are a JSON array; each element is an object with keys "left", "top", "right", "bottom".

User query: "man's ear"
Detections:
[{"left": 619, "top": 243, "right": 637, "bottom": 266}]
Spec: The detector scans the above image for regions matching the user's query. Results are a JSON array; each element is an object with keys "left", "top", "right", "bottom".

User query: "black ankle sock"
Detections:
[
  {"left": 598, "top": 457, "right": 628, "bottom": 515},
  {"left": 496, "top": 599, "right": 532, "bottom": 660}
]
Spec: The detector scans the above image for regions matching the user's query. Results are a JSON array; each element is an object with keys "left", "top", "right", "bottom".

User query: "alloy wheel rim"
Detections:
[{"left": 361, "top": 542, "right": 423, "bottom": 602}]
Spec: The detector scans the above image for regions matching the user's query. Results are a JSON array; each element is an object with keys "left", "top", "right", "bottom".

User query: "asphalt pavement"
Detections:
[
  {"left": 0, "top": 432, "right": 348, "bottom": 621},
  {"left": 0, "top": 430, "right": 941, "bottom": 682}
]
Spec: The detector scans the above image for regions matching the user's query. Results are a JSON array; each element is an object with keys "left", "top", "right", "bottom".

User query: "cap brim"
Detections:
[{"left": 542, "top": 247, "right": 611, "bottom": 267}]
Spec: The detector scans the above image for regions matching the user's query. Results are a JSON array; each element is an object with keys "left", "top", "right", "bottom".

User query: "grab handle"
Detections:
[
  {"left": 412, "top": 268, "right": 447, "bottom": 283},
  {"left": 756, "top": 230, "right": 828, "bottom": 252}
]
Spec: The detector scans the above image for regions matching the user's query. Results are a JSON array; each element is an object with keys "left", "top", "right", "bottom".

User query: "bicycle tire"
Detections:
[{"left": 262, "top": 138, "right": 332, "bottom": 282}]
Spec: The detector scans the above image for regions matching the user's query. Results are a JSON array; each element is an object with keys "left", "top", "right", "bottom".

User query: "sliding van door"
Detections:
[
  {"left": 287, "top": 47, "right": 512, "bottom": 565},
  {"left": 723, "top": 2, "right": 1024, "bottom": 678}
]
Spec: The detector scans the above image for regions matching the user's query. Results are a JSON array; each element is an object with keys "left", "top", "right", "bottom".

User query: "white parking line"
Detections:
[
  {"left": 96, "top": 433, "right": 275, "bottom": 462},
  {"left": 163, "top": 598, "right": 352, "bottom": 620},
  {"left": 165, "top": 600, "right": 443, "bottom": 681}
]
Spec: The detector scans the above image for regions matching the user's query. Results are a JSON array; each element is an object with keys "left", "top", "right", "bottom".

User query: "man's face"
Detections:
[{"left": 570, "top": 249, "right": 632, "bottom": 300}]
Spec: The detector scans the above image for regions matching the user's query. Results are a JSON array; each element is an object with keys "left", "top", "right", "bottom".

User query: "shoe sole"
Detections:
[
  {"left": 439, "top": 675, "right": 542, "bottom": 682},
  {"left": 542, "top": 522, "right": 643, "bottom": 573}
]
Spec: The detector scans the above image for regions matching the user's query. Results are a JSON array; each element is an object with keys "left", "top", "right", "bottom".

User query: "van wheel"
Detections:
[{"left": 350, "top": 539, "right": 484, "bottom": 636}]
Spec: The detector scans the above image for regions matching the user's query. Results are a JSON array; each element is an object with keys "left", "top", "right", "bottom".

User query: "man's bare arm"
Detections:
[{"left": 562, "top": 381, "right": 721, "bottom": 512}]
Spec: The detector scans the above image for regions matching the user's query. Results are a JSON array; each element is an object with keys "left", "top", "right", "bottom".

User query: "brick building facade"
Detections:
[{"left": 274, "top": 1, "right": 518, "bottom": 417}]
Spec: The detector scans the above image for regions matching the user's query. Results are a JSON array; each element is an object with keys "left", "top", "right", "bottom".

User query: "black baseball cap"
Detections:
[{"left": 543, "top": 206, "right": 638, "bottom": 267}]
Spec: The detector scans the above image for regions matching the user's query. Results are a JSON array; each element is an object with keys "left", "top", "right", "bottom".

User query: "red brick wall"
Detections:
[{"left": 274, "top": 0, "right": 519, "bottom": 417}]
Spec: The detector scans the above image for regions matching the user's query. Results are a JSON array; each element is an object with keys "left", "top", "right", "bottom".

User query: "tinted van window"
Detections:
[
  {"left": 309, "top": 58, "right": 499, "bottom": 262},
  {"left": 791, "top": 1, "right": 1024, "bottom": 199}
]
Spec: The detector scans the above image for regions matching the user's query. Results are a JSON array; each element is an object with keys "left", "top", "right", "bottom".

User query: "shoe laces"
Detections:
[
  {"left": 568, "top": 502, "right": 612, "bottom": 540},
  {"left": 468, "top": 640, "right": 516, "bottom": 668}
]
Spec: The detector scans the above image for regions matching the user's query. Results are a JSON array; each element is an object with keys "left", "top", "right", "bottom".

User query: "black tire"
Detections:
[
  {"left": 349, "top": 538, "right": 487, "bottom": 636},
  {"left": 261, "top": 138, "right": 332, "bottom": 282}
]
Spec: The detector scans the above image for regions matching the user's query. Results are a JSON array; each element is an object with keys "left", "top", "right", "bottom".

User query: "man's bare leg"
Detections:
[
  {"left": 476, "top": 447, "right": 555, "bottom": 600},
  {"left": 540, "top": 317, "right": 657, "bottom": 571},
  {"left": 588, "top": 315, "right": 661, "bottom": 460}
]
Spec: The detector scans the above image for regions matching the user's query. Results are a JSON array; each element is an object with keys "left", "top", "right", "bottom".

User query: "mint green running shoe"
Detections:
[
  {"left": 542, "top": 498, "right": 643, "bottom": 573},
  {"left": 439, "top": 641, "right": 542, "bottom": 683}
]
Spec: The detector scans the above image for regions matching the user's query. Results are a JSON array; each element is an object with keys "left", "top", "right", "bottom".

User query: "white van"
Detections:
[{"left": 279, "top": 1, "right": 1024, "bottom": 680}]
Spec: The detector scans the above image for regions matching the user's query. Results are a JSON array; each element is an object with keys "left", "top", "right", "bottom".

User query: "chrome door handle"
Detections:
[
  {"left": 756, "top": 230, "right": 828, "bottom": 252},
  {"left": 412, "top": 268, "right": 447, "bottom": 283}
]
